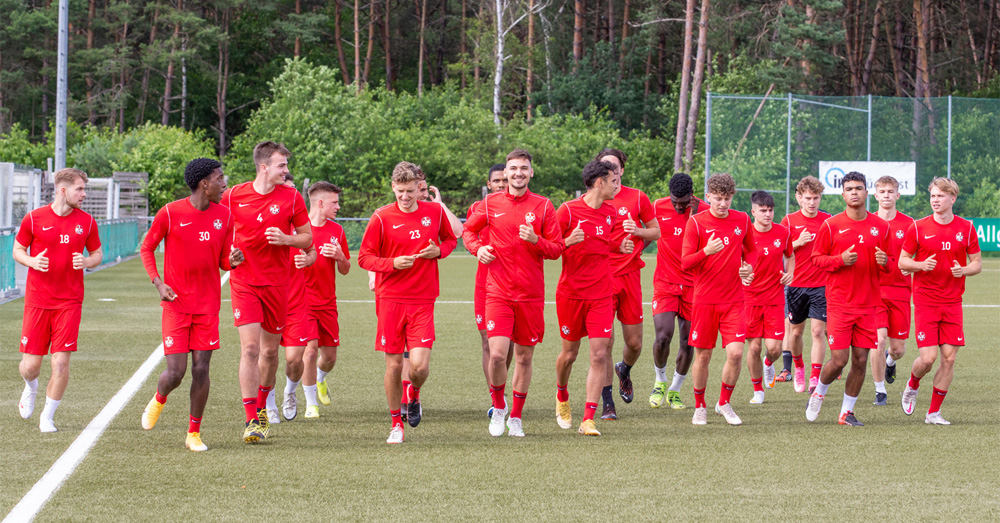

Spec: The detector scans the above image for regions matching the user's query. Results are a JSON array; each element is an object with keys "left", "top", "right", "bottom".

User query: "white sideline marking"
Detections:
[
  {"left": 3, "top": 272, "right": 231, "bottom": 522},
  {"left": 341, "top": 300, "right": 1000, "bottom": 308}
]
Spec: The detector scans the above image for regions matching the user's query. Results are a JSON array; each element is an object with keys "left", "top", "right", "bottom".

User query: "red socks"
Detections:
[
  {"left": 401, "top": 380, "right": 411, "bottom": 404},
  {"left": 511, "top": 391, "right": 527, "bottom": 418},
  {"left": 793, "top": 355, "right": 804, "bottom": 369},
  {"left": 256, "top": 385, "right": 272, "bottom": 411},
  {"left": 719, "top": 381, "right": 735, "bottom": 406},
  {"left": 583, "top": 402, "right": 598, "bottom": 422},
  {"left": 763, "top": 357, "right": 773, "bottom": 367},
  {"left": 752, "top": 378, "right": 763, "bottom": 392},
  {"left": 390, "top": 409, "right": 402, "bottom": 428},
  {"left": 908, "top": 373, "right": 922, "bottom": 390},
  {"left": 242, "top": 398, "right": 257, "bottom": 422},
  {"left": 155, "top": 391, "right": 168, "bottom": 404},
  {"left": 929, "top": 387, "right": 947, "bottom": 414},
  {"left": 409, "top": 385, "right": 420, "bottom": 401},
  {"left": 693, "top": 388, "right": 706, "bottom": 409},
  {"left": 810, "top": 363, "right": 822, "bottom": 380},
  {"left": 556, "top": 385, "right": 569, "bottom": 403},
  {"left": 188, "top": 416, "right": 201, "bottom": 433},
  {"left": 490, "top": 383, "right": 506, "bottom": 409}
]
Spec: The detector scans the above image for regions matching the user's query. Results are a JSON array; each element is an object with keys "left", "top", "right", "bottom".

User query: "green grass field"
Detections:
[{"left": 2, "top": 255, "right": 999, "bottom": 521}]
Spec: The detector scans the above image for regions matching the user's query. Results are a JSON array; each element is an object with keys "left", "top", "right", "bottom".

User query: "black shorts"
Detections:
[{"left": 785, "top": 286, "right": 827, "bottom": 325}]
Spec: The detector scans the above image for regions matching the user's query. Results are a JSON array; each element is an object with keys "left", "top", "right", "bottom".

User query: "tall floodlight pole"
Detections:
[{"left": 55, "top": 0, "right": 69, "bottom": 171}]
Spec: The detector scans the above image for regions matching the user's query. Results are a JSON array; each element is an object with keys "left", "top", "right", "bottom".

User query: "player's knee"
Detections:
[
  {"left": 940, "top": 353, "right": 957, "bottom": 368},
  {"left": 242, "top": 341, "right": 260, "bottom": 359}
]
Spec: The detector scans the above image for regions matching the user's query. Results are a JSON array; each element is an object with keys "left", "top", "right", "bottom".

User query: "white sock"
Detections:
[
  {"left": 284, "top": 378, "right": 300, "bottom": 395},
  {"left": 668, "top": 371, "right": 686, "bottom": 392},
  {"left": 815, "top": 381, "right": 830, "bottom": 396},
  {"left": 303, "top": 384, "right": 318, "bottom": 407},
  {"left": 41, "top": 396, "right": 60, "bottom": 421},
  {"left": 266, "top": 388, "right": 278, "bottom": 411},
  {"left": 24, "top": 377, "right": 38, "bottom": 393},
  {"left": 317, "top": 368, "right": 329, "bottom": 383},
  {"left": 874, "top": 380, "right": 887, "bottom": 394},
  {"left": 886, "top": 354, "right": 896, "bottom": 366},
  {"left": 841, "top": 394, "right": 858, "bottom": 414},
  {"left": 654, "top": 365, "right": 669, "bottom": 383}
]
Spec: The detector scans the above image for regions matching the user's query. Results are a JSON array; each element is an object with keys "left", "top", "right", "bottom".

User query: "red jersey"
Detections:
[
  {"left": 467, "top": 200, "right": 490, "bottom": 295},
  {"left": 304, "top": 219, "right": 350, "bottom": 310},
  {"left": 681, "top": 209, "right": 757, "bottom": 305},
  {"left": 16, "top": 206, "right": 102, "bottom": 309},
  {"left": 462, "top": 189, "right": 564, "bottom": 302},
  {"left": 286, "top": 248, "right": 308, "bottom": 312},
  {"left": 744, "top": 223, "right": 793, "bottom": 306},
  {"left": 902, "top": 215, "right": 980, "bottom": 306},
  {"left": 140, "top": 199, "right": 235, "bottom": 315},
  {"left": 222, "top": 182, "right": 309, "bottom": 287},
  {"left": 555, "top": 198, "right": 618, "bottom": 299},
  {"left": 780, "top": 209, "right": 832, "bottom": 288},
  {"left": 358, "top": 201, "right": 457, "bottom": 303},
  {"left": 812, "top": 212, "right": 890, "bottom": 311},
  {"left": 878, "top": 211, "right": 915, "bottom": 302},
  {"left": 607, "top": 186, "right": 654, "bottom": 276},
  {"left": 653, "top": 197, "right": 703, "bottom": 287}
]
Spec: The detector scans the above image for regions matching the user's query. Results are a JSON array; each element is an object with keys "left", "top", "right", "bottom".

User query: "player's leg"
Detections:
[
  {"left": 301, "top": 341, "right": 321, "bottom": 417},
  {"left": 384, "top": 352, "right": 405, "bottom": 443},
  {"left": 808, "top": 318, "right": 828, "bottom": 391},
  {"left": 401, "top": 353, "right": 411, "bottom": 418},
  {"left": 185, "top": 350, "right": 212, "bottom": 451},
  {"left": 763, "top": 338, "right": 782, "bottom": 389},
  {"left": 884, "top": 299, "right": 910, "bottom": 384},
  {"left": 924, "top": 343, "right": 958, "bottom": 424},
  {"left": 509, "top": 343, "right": 534, "bottom": 424},
  {"left": 38, "top": 351, "right": 71, "bottom": 432},
  {"left": 555, "top": 339, "right": 580, "bottom": 429},
  {"left": 690, "top": 347, "right": 712, "bottom": 425},
  {"left": 747, "top": 337, "right": 765, "bottom": 404},
  {"left": 479, "top": 328, "right": 490, "bottom": 387},
  {"left": 18, "top": 353, "right": 43, "bottom": 419},
  {"left": 669, "top": 316, "right": 694, "bottom": 409},
  {"left": 602, "top": 326, "right": 617, "bottom": 419},
  {"left": 806, "top": 316, "right": 849, "bottom": 422},
  {"left": 406, "top": 346, "right": 431, "bottom": 427},
  {"left": 142, "top": 353, "right": 188, "bottom": 430},
  {"left": 835, "top": 344, "right": 869, "bottom": 425},
  {"left": 784, "top": 320, "right": 805, "bottom": 385},
  {"left": 271, "top": 344, "right": 304, "bottom": 423},
  {"left": 581, "top": 336, "right": 610, "bottom": 436},
  {"left": 614, "top": 323, "right": 642, "bottom": 405},
  {"left": 487, "top": 335, "right": 514, "bottom": 435},
  {"left": 871, "top": 326, "right": 889, "bottom": 405},
  {"left": 650, "top": 311, "right": 675, "bottom": 407},
  {"left": 714, "top": 341, "right": 744, "bottom": 424},
  {"left": 235, "top": 323, "right": 265, "bottom": 442}
]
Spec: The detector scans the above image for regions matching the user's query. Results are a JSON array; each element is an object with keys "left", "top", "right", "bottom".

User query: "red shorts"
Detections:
[
  {"left": 161, "top": 309, "right": 220, "bottom": 355},
  {"left": 376, "top": 299, "right": 434, "bottom": 354},
  {"left": 485, "top": 297, "right": 545, "bottom": 346},
  {"left": 745, "top": 303, "right": 785, "bottom": 340},
  {"left": 826, "top": 307, "right": 877, "bottom": 350},
  {"left": 309, "top": 308, "right": 341, "bottom": 347},
  {"left": 652, "top": 283, "right": 694, "bottom": 321},
  {"left": 611, "top": 271, "right": 643, "bottom": 324},
  {"left": 876, "top": 298, "right": 911, "bottom": 339},
  {"left": 689, "top": 302, "right": 747, "bottom": 349},
  {"left": 280, "top": 305, "right": 316, "bottom": 347},
  {"left": 914, "top": 303, "right": 964, "bottom": 348},
  {"left": 474, "top": 283, "right": 486, "bottom": 331},
  {"left": 556, "top": 296, "right": 614, "bottom": 341},
  {"left": 230, "top": 279, "right": 287, "bottom": 334},
  {"left": 20, "top": 306, "right": 82, "bottom": 356}
]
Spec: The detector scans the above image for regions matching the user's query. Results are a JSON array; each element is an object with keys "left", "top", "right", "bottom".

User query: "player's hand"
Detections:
[
  {"left": 321, "top": 240, "right": 346, "bottom": 261},
  {"left": 293, "top": 249, "right": 310, "bottom": 269},
  {"left": 874, "top": 246, "right": 888, "bottom": 266},
  {"left": 621, "top": 237, "right": 635, "bottom": 254},
  {"left": 416, "top": 239, "right": 441, "bottom": 259},
  {"left": 900, "top": 268, "right": 913, "bottom": 277},
  {"left": 921, "top": 253, "right": 937, "bottom": 272},
  {"left": 842, "top": 245, "right": 858, "bottom": 266},
  {"left": 779, "top": 270, "right": 793, "bottom": 286},
  {"left": 393, "top": 255, "right": 416, "bottom": 270},
  {"left": 703, "top": 232, "right": 724, "bottom": 256},
  {"left": 72, "top": 252, "right": 85, "bottom": 270},
  {"left": 32, "top": 248, "right": 49, "bottom": 272},
  {"left": 519, "top": 223, "right": 538, "bottom": 244},
  {"left": 477, "top": 245, "right": 496, "bottom": 264},
  {"left": 367, "top": 271, "right": 376, "bottom": 291},
  {"left": 623, "top": 212, "right": 637, "bottom": 235},
  {"left": 229, "top": 246, "right": 244, "bottom": 268},
  {"left": 739, "top": 261, "right": 753, "bottom": 280},
  {"left": 793, "top": 229, "right": 815, "bottom": 248},
  {"left": 428, "top": 185, "right": 443, "bottom": 203},
  {"left": 950, "top": 260, "right": 964, "bottom": 278},
  {"left": 265, "top": 227, "right": 288, "bottom": 245},
  {"left": 565, "top": 221, "right": 585, "bottom": 246},
  {"left": 154, "top": 280, "right": 177, "bottom": 302}
]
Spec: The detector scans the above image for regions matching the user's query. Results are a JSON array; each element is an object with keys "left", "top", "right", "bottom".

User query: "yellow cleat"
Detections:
[
  {"left": 556, "top": 400, "right": 572, "bottom": 429},
  {"left": 256, "top": 408, "right": 270, "bottom": 439},
  {"left": 185, "top": 432, "right": 208, "bottom": 451},
  {"left": 243, "top": 420, "right": 263, "bottom": 444},
  {"left": 578, "top": 419, "right": 601, "bottom": 436},
  {"left": 304, "top": 405, "right": 320, "bottom": 419},
  {"left": 317, "top": 379, "right": 331, "bottom": 406},
  {"left": 141, "top": 395, "right": 165, "bottom": 430}
]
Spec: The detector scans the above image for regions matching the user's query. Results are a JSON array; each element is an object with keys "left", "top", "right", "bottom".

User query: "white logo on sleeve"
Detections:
[
  {"left": 606, "top": 216, "right": 612, "bottom": 225},
  {"left": 476, "top": 314, "right": 483, "bottom": 325},
  {"left": 381, "top": 335, "right": 386, "bottom": 346},
  {"left": 21, "top": 336, "right": 28, "bottom": 346},
  {"left": 421, "top": 217, "right": 431, "bottom": 227},
  {"left": 692, "top": 331, "right": 698, "bottom": 341}
]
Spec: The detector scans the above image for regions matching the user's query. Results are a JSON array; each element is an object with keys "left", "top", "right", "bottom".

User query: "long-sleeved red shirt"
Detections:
[
  {"left": 811, "top": 211, "right": 890, "bottom": 311},
  {"left": 681, "top": 209, "right": 757, "bottom": 305}
]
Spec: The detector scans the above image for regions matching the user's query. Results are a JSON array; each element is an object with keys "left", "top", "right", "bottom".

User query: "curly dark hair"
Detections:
[
  {"left": 669, "top": 172, "right": 693, "bottom": 198},
  {"left": 184, "top": 158, "right": 222, "bottom": 191}
]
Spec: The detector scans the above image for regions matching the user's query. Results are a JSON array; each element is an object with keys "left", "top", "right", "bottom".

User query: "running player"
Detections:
[
  {"left": 463, "top": 148, "right": 564, "bottom": 437},
  {"left": 14, "top": 168, "right": 103, "bottom": 433},
  {"left": 554, "top": 160, "right": 635, "bottom": 436},
  {"left": 681, "top": 173, "right": 755, "bottom": 426},
  {"left": 741, "top": 191, "right": 794, "bottom": 405},
  {"left": 596, "top": 148, "right": 659, "bottom": 420},
  {"left": 805, "top": 172, "right": 889, "bottom": 426},
  {"left": 222, "top": 141, "right": 312, "bottom": 443},
  {"left": 869, "top": 176, "right": 914, "bottom": 406},
  {"left": 899, "top": 178, "right": 981, "bottom": 425},
  {"left": 779, "top": 176, "right": 832, "bottom": 392},
  {"left": 138, "top": 158, "right": 242, "bottom": 450},
  {"left": 649, "top": 173, "right": 701, "bottom": 409},
  {"left": 466, "top": 164, "right": 514, "bottom": 416},
  {"left": 358, "top": 161, "right": 457, "bottom": 444}
]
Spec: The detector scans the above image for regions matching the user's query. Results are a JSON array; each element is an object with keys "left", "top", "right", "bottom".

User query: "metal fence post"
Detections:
[
  {"left": 785, "top": 93, "right": 793, "bottom": 216},
  {"left": 866, "top": 94, "right": 872, "bottom": 211},
  {"left": 704, "top": 91, "right": 713, "bottom": 195},
  {"left": 947, "top": 95, "right": 953, "bottom": 179}
]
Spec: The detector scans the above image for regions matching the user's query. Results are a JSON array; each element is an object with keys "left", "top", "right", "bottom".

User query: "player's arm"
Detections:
[
  {"left": 898, "top": 224, "right": 929, "bottom": 274},
  {"left": 532, "top": 202, "right": 566, "bottom": 260},
  {"left": 556, "top": 204, "right": 580, "bottom": 247},
  {"left": 780, "top": 232, "right": 796, "bottom": 284},
  {"left": 810, "top": 223, "right": 845, "bottom": 271},
  {"left": 76, "top": 219, "right": 103, "bottom": 270},
  {"left": 957, "top": 251, "right": 983, "bottom": 277},
  {"left": 628, "top": 195, "right": 660, "bottom": 243},
  {"left": 462, "top": 204, "right": 486, "bottom": 255},
  {"left": 741, "top": 218, "right": 758, "bottom": 268},
  {"left": 139, "top": 210, "right": 168, "bottom": 288},
  {"left": 358, "top": 215, "right": 404, "bottom": 272},
  {"left": 680, "top": 219, "right": 708, "bottom": 270},
  {"left": 220, "top": 217, "right": 243, "bottom": 270},
  {"left": 430, "top": 188, "right": 464, "bottom": 238},
  {"left": 335, "top": 231, "right": 351, "bottom": 275},
  {"left": 12, "top": 241, "right": 50, "bottom": 271}
]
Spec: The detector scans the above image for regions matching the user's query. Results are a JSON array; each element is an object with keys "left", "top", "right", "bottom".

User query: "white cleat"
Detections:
[
  {"left": 924, "top": 412, "right": 951, "bottom": 425},
  {"left": 282, "top": 392, "right": 298, "bottom": 421},
  {"left": 692, "top": 407, "right": 708, "bottom": 426},
  {"left": 267, "top": 408, "right": 281, "bottom": 424},
  {"left": 19, "top": 385, "right": 37, "bottom": 419},
  {"left": 806, "top": 392, "right": 825, "bottom": 421},
  {"left": 749, "top": 390, "right": 765, "bottom": 405},
  {"left": 39, "top": 418, "right": 57, "bottom": 433},
  {"left": 489, "top": 407, "right": 508, "bottom": 437},
  {"left": 386, "top": 424, "right": 404, "bottom": 444},
  {"left": 901, "top": 385, "right": 918, "bottom": 416},
  {"left": 714, "top": 403, "right": 743, "bottom": 425},
  {"left": 763, "top": 364, "right": 776, "bottom": 389},
  {"left": 506, "top": 416, "right": 525, "bottom": 437}
]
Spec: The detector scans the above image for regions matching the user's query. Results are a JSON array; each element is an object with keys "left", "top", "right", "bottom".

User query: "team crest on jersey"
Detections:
[
  {"left": 524, "top": 212, "right": 536, "bottom": 224},
  {"left": 773, "top": 239, "right": 781, "bottom": 248},
  {"left": 476, "top": 314, "right": 483, "bottom": 325},
  {"left": 214, "top": 219, "right": 223, "bottom": 230},
  {"left": 421, "top": 216, "right": 431, "bottom": 227},
  {"left": 917, "top": 331, "right": 926, "bottom": 342},
  {"left": 21, "top": 336, "right": 28, "bottom": 346},
  {"left": 234, "top": 309, "right": 241, "bottom": 320},
  {"left": 896, "top": 229, "right": 904, "bottom": 239},
  {"left": 870, "top": 227, "right": 879, "bottom": 236},
  {"left": 330, "top": 236, "right": 338, "bottom": 244},
  {"left": 606, "top": 216, "right": 612, "bottom": 226},
  {"left": 75, "top": 224, "right": 83, "bottom": 235},
  {"left": 692, "top": 331, "right": 698, "bottom": 341},
  {"left": 618, "top": 207, "right": 628, "bottom": 216},
  {"left": 734, "top": 227, "right": 742, "bottom": 236},
  {"left": 269, "top": 204, "right": 280, "bottom": 215},
  {"left": 561, "top": 325, "right": 570, "bottom": 335},
  {"left": 487, "top": 320, "right": 496, "bottom": 331},
  {"left": 956, "top": 232, "right": 964, "bottom": 242},
  {"left": 165, "top": 336, "right": 174, "bottom": 348}
]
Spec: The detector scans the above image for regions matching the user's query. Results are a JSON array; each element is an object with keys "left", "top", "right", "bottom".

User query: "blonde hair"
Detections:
[
  {"left": 796, "top": 176, "right": 824, "bottom": 195},
  {"left": 875, "top": 176, "right": 899, "bottom": 189},
  {"left": 928, "top": 177, "right": 959, "bottom": 197},
  {"left": 391, "top": 162, "right": 423, "bottom": 184},
  {"left": 54, "top": 168, "right": 88, "bottom": 186}
]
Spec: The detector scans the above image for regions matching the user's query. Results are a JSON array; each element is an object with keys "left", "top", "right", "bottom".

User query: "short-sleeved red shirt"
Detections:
[
  {"left": 16, "top": 206, "right": 102, "bottom": 309},
  {"left": 222, "top": 182, "right": 309, "bottom": 287},
  {"left": 744, "top": 223, "right": 793, "bottom": 306},
  {"left": 681, "top": 209, "right": 757, "bottom": 305},
  {"left": 812, "top": 211, "right": 890, "bottom": 311},
  {"left": 902, "top": 215, "right": 980, "bottom": 306},
  {"left": 653, "top": 197, "right": 702, "bottom": 288},
  {"left": 607, "top": 186, "right": 655, "bottom": 276},
  {"left": 304, "top": 219, "right": 350, "bottom": 310},
  {"left": 780, "top": 209, "right": 832, "bottom": 288},
  {"left": 555, "top": 198, "right": 618, "bottom": 299},
  {"left": 878, "top": 211, "right": 915, "bottom": 302}
]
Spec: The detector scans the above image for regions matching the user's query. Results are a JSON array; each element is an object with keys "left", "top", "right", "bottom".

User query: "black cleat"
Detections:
[
  {"left": 614, "top": 362, "right": 634, "bottom": 403},
  {"left": 885, "top": 362, "right": 897, "bottom": 384},
  {"left": 873, "top": 392, "right": 887, "bottom": 406},
  {"left": 407, "top": 398, "right": 422, "bottom": 427},
  {"left": 600, "top": 403, "right": 618, "bottom": 420},
  {"left": 838, "top": 411, "right": 864, "bottom": 426}
]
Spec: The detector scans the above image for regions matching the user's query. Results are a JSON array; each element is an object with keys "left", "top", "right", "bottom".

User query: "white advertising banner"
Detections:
[{"left": 817, "top": 161, "right": 917, "bottom": 195}]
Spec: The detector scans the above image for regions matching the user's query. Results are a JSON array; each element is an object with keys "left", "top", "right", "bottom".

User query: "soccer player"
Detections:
[
  {"left": 466, "top": 164, "right": 514, "bottom": 416},
  {"left": 423, "top": 179, "right": 464, "bottom": 237},
  {"left": 898, "top": 178, "right": 981, "bottom": 425},
  {"left": 138, "top": 158, "right": 243, "bottom": 451},
  {"left": 681, "top": 173, "right": 755, "bottom": 426},
  {"left": 741, "top": 191, "right": 794, "bottom": 405},
  {"left": 596, "top": 148, "right": 659, "bottom": 420},
  {"left": 358, "top": 161, "right": 457, "bottom": 444},
  {"left": 805, "top": 171, "right": 889, "bottom": 426},
  {"left": 869, "top": 176, "right": 914, "bottom": 406},
  {"left": 779, "top": 176, "right": 832, "bottom": 393},
  {"left": 554, "top": 160, "right": 635, "bottom": 436},
  {"left": 649, "top": 173, "right": 702, "bottom": 409},
  {"left": 463, "top": 149, "right": 564, "bottom": 437},
  {"left": 14, "top": 168, "right": 103, "bottom": 433},
  {"left": 222, "top": 141, "right": 312, "bottom": 443}
]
